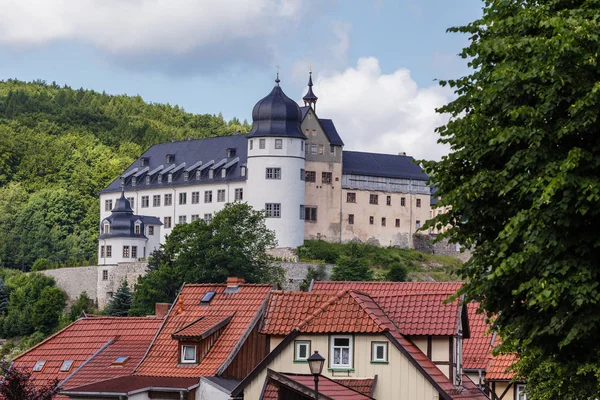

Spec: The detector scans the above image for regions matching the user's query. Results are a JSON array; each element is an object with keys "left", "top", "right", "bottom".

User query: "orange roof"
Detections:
[
  {"left": 311, "top": 281, "right": 464, "bottom": 295},
  {"left": 261, "top": 292, "right": 334, "bottom": 335},
  {"left": 486, "top": 352, "right": 518, "bottom": 380},
  {"left": 11, "top": 316, "right": 162, "bottom": 392},
  {"left": 374, "top": 293, "right": 462, "bottom": 336},
  {"left": 334, "top": 378, "right": 375, "bottom": 396},
  {"left": 463, "top": 303, "right": 492, "bottom": 370},
  {"left": 172, "top": 315, "right": 233, "bottom": 339},
  {"left": 264, "top": 371, "right": 374, "bottom": 400},
  {"left": 134, "top": 283, "right": 272, "bottom": 378}
]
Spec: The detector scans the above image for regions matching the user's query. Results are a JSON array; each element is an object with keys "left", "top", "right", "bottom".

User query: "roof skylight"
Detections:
[
  {"left": 200, "top": 291, "right": 216, "bottom": 304},
  {"left": 112, "top": 356, "right": 129, "bottom": 365},
  {"left": 60, "top": 360, "right": 74, "bottom": 372},
  {"left": 32, "top": 360, "right": 46, "bottom": 372}
]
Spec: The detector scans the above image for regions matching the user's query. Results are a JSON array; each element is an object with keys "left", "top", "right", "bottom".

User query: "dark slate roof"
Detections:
[
  {"left": 430, "top": 186, "right": 439, "bottom": 205},
  {"left": 247, "top": 83, "right": 306, "bottom": 139},
  {"left": 99, "top": 193, "right": 161, "bottom": 239},
  {"left": 302, "top": 73, "right": 318, "bottom": 103},
  {"left": 139, "top": 215, "right": 163, "bottom": 225},
  {"left": 320, "top": 118, "right": 345, "bottom": 147},
  {"left": 101, "top": 134, "right": 248, "bottom": 193},
  {"left": 342, "top": 151, "right": 429, "bottom": 181},
  {"left": 300, "top": 106, "right": 309, "bottom": 120},
  {"left": 202, "top": 376, "right": 241, "bottom": 392}
]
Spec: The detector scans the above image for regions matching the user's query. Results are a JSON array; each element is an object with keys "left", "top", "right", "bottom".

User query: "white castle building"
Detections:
[{"left": 98, "top": 73, "right": 431, "bottom": 265}]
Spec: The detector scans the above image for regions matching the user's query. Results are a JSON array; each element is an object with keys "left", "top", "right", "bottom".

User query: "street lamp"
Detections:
[{"left": 307, "top": 350, "right": 325, "bottom": 400}]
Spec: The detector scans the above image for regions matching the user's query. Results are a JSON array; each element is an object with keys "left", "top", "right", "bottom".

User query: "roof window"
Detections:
[
  {"left": 140, "top": 157, "right": 148, "bottom": 167},
  {"left": 166, "top": 154, "right": 174, "bottom": 164},
  {"left": 112, "top": 356, "right": 129, "bottom": 365},
  {"left": 200, "top": 291, "right": 216, "bottom": 304},
  {"left": 227, "top": 148, "right": 236, "bottom": 157},
  {"left": 60, "top": 360, "right": 74, "bottom": 372},
  {"left": 32, "top": 360, "right": 46, "bottom": 372}
]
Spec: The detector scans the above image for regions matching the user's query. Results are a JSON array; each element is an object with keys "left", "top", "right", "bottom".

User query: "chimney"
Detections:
[
  {"left": 155, "top": 303, "right": 170, "bottom": 318},
  {"left": 226, "top": 277, "right": 245, "bottom": 288}
]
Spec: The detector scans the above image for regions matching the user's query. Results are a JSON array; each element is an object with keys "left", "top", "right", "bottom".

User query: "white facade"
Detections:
[{"left": 245, "top": 136, "right": 306, "bottom": 248}]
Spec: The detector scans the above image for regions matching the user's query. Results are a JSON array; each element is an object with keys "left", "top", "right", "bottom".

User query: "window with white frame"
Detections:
[
  {"left": 164, "top": 194, "right": 173, "bottom": 206},
  {"left": 265, "top": 203, "right": 281, "bottom": 218},
  {"left": 235, "top": 188, "right": 243, "bottom": 201},
  {"left": 148, "top": 226, "right": 154, "bottom": 235},
  {"left": 275, "top": 139, "right": 283, "bottom": 149},
  {"left": 371, "top": 342, "right": 388, "bottom": 363},
  {"left": 178, "top": 215, "right": 187, "bottom": 225},
  {"left": 145, "top": 176, "right": 150, "bottom": 185},
  {"left": 217, "top": 189, "right": 226, "bottom": 202},
  {"left": 131, "top": 246, "right": 137, "bottom": 259},
  {"left": 204, "top": 213, "right": 212, "bottom": 224},
  {"left": 204, "top": 190, "right": 212, "bottom": 203},
  {"left": 259, "top": 139, "right": 266, "bottom": 149},
  {"left": 179, "top": 192, "right": 187, "bottom": 205},
  {"left": 330, "top": 335, "right": 353, "bottom": 369},
  {"left": 294, "top": 340, "right": 311, "bottom": 362},
  {"left": 103, "top": 222, "right": 110, "bottom": 234},
  {"left": 266, "top": 168, "right": 281, "bottom": 179},
  {"left": 516, "top": 384, "right": 527, "bottom": 399},
  {"left": 191, "top": 214, "right": 199, "bottom": 222},
  {"left": 105, "top": 199, "right": 113, "bottom": 211},
  {"left": 106, "top": 246, "right": 112, "bottom": 257},
  {"left": 127, "top": 197, "right": 135, "bottom": 209},
  {"left": 141, "top": 196, "right": 149, "bottom": 208},
  {"left": 153, "top": 195, "right": 161, "bottom": 207},
  {"left": 32, "top": 361, "right": 46, "bottom": 372},
  {"left": 191, "top": 191, "right": 200, "bottom": 204},
  {"left": 123, "top": 246, "right": 130, "bottom": 258},
  {"left": 181, "top": 345, "right": 196, "bottom": 364}
]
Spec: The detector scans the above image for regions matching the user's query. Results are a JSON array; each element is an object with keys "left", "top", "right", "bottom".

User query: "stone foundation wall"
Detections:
[
  {"left": 40, "top": 265, "right": 98, "bottom": 304},
  {"left": 96, "top": 262, "right": 149, "bottom": 308},
  {"left": 278, "top": 262, "right": 333, "bottom": 291},
  {"left": 413, "top": 234, "right": 472, "bottom": 262}
]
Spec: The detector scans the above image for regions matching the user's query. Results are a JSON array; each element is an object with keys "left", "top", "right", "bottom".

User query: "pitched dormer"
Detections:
[{"left": 172, "top": 314, "right": 233, "bottom": 365}]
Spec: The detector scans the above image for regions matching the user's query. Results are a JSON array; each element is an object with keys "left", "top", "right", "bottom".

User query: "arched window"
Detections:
[{"left": 103, "top": 222, "right": 110, "bottom": 234}]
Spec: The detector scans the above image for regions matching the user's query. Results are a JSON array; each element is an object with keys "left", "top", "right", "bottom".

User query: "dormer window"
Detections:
[
  {"left": 181, "top": 345, "right": 197, "bottom": 364},
  {"left": 135, "top": 223, "right": 141, "bottom": 235},
  {"left": 60, "top": 360, "right": 74, "bottom": 372},
  {"left": 140, "top": 157, "right": 148, "bottom": 167},
  {"left": 166, "top": 154, "right": 174, "bottom": 164},
  {"left": 146, "top": 175, "right": 150, "bottom": 185},
  {"left": 209, "top": 170, "right": 214, "bottom": 179},
  {"left": 103, "top": 222, "right": 110, "bottom": 234},
  {"left": 132, "top": 177, "right": 136, "bottom": 187},
  {"left": 32, "top": 361, "right": 46, "bottom": 372},
  {"left": 168, "top": 173, "right": 173, "bottom": 183},
  {"left": 112, "top": 356, "right": 129, "bottom": 365},
  {"left": 241, "top": 166, "right": 246, "bottom": 177},
  {"left": 183, "top": 171, "right": 189, "bottom": 181},
  {"left": 221, "top": 169, "right": 226, "bottom": 178},
  {"left": 158, "top": 175, "right": 162, "bottom": 184},
  {"left": 227, "top": 148, "right": 236, "bottom": 157},
  {"left": 196, "top": 170, "right": 201, "bottom": 180}
]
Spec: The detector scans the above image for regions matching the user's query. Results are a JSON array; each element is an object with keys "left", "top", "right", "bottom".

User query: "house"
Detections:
[
  {"left": 99, "top": 73, "right": 431, "bottom": 255},
  {"left": 9, "top": 315, "right": 164, "bottom": 399},
  {"left": 62, "top": 278, "right": 273, "bottom": 399},
  {"left": 231, "top": 289, "right": 488, "bottom": 400}
]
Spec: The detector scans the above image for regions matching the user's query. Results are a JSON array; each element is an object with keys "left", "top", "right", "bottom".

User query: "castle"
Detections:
[{"left": 98, "top": 73, "right": 431, "bottom": 264}]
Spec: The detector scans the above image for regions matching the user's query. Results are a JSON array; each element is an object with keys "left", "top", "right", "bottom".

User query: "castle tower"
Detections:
[
  {"left": 302, "top": 71, "right": 318, "bottom": 112},
  {"left": 245, "top": 75, "right": 307, "bottom": 248}
]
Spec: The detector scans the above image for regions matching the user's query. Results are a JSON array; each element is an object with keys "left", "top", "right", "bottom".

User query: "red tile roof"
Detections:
[
  {"left": 172, "top": 315, "right": 232, "bottom": 339},
  {"left": 134, "top": 283, "right": 272, "bottom": 378},
  {"left": 463, "top": 303, "right": 492, "bottom": 370},
  {"left": 267, "top": 372, "right": 374, "bottom": 400},
  {"left": 261, "top": 292, "right": 334, "bottom": 335},
  {"left": 261, "top": 380, "right": 278, "bottom": 400},
  {"left": 63, "top": 376, "right": 198, "bottom": 394},
  {"left": 334, "top": 378, "right": 375, "bottom": 396},
  {"left": 374, "top": 293, "right": 461, "bottom": 336},
  {"left": 311, "top": 281, "right": 464, "bottom": 296},
  {"left": 10, "top": 316, "right": 163, "bottom": 392},
  {"left": 446, "top": 374, "right": 490, "bottom": 400},
  {"left": 486, "top": 352, "right": 518, "bottom": 380}
]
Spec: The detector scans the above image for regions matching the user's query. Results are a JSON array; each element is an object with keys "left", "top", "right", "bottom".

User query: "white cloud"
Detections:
[
  {"left": 306, "top": 57, "right": 452, "bottom": 161},
  {"left": 0, "top": 0, "right": 304, "bottom": 55}
]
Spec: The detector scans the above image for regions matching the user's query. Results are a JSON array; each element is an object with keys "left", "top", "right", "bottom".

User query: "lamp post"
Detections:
[{"left": 307, "top": 350, "right": 325, "bottom": 400}]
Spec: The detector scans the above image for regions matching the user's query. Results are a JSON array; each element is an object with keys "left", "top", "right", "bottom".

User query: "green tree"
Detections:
[
  {"left": 331, "top": 243, "right": 373, "bottom": 281},
  {"left": 424, "top": 1, "right": 600, "bottom": 396},
  {"left": 104, "top": 281, "right": 132, "bottom": 317},
  {"left": 299, "top": 264, "right": 329, "bottom": 291},
  {"left": 31, "top": 287, "right": 66, "bottom": 334},
  {"left": 31, "top": 258, "right": 55, "bottom": 272},
  {"left": 386, "top": 262, "right": 408, "bottom": 282},
  {"left": 130, "top": 203, "right": 281, "bottom": 315},
  {"left": 0, "top": 361, "right": 58, "bottom": 399},
  {"left": 69, "top": 292, "right": 93, "bottom": 321},
  {"left": 0, "top": 279, "right": 8, "bottom": 315}
]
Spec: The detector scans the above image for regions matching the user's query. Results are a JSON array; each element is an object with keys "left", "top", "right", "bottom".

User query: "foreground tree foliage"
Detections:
[
  {"left": 104, "top": 281, "right": 132, "bottom": 317},
  {"left": 0, "top": 80, "right": 249, "bottom": 270},
  {"left": 0, "top": 361, "right": 58, "bottom": 399},
  {"left": 130, "top": 203, "right": 282, "bottom": 316},
  {"left": 425, "top": 0, "right": 600, "bottom": 397}
]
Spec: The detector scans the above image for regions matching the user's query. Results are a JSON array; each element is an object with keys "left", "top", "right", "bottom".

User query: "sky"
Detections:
[{"left": 0, "top": 0, "right": 483, "bottom": 160}]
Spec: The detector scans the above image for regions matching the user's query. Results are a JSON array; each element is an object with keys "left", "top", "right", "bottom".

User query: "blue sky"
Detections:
[{"left": 0, "top": 0, "right": 483, "bottom": 159}]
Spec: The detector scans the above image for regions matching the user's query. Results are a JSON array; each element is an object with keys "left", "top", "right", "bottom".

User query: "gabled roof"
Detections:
[
  {"left": 333, "top": 378, "right": 376, "bottom": 397},
  {"left": 486, "top": 353, "right": 518, "bottom": 381},
  {"left": 264, "top": 370, "right": 374, "bottom": 400},
  {"left": 319, "top": 119, "right": 344, "bottom": 146},
  {"left": 374, "top": 293, "right": 466, "bottom": 336},
  {"left": 463, "top": 303, "right": 492, "bottom": 370},
  {"left": 62, "top": 376, "right": 198, "bottom": 396},
  {"left": 11, "top": 316, "right": 163, "bottom": 392},
  {"left": 134, "top": 282, "right": 272, "bottom": 378},
  {"left": 311, "top": 281, "right": 464, "bottom": 295},
  {"left": 342, "top": 151, "right": 429, "bottom": 181},
  {"left": 171, "top": 315, "right": 232, "bottom": 340}
]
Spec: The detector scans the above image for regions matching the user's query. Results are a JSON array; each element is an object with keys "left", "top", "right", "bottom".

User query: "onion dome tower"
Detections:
[
  {"left": 246, "top": 74, "right": 307, "bottom": 248},
  {"left": 302, "top": 71, "right": 318, "bottom": 112}
]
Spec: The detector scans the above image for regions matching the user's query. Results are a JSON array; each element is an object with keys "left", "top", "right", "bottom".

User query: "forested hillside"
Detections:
[{"left": 0, "top": 79, "right": 249, "bottom": 270}]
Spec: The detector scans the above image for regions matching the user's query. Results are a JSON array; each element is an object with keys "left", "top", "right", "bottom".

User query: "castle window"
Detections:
[
  {"left": 259, "top": 139, "right": 266, "bottom": 149},
  {"left": 178, "top": 215, "right": 187, "bottom": 225},
  {"left": 105, "top": 199, "right": 113, "bottom": 212},
  {"left": 204, "top": 191, "right": 213, "bottom": 203},
  {"left": 127, "top": 197, "right": 135, "bottom": 209},
  {"left": 401, "top": 197, "right": 406, "bottom": 207},
  {"left": 304, "top": 206, "right": 317, "bottom": 222},
  {"left": 395, "top": 219, "right": 400, "bottom": 228},
  {"left": 100, "top": 246, "right": 105, "bottom": 258},
  {"left": 181, "top": 345, "right": 197, "bottom": 364},
  {"left": 179, "top": 192, "right": 187, "bottom": 205},
  {"left": 305, "top": 171, "right": 316, "bottom": 183},
  {"left": 164, "top": 194, "right": 173, "bottom": 206},
  {"left": 249, "top": 140, "right": 253, "bottom": 150},
  {"left": 311, "top": 144, "right": 317, "bottom": 154},
  {"left": 191, "top": 214, "right": 199, "bottom": 222},
  {"left": 275, "top": 139, "right": 283, "bottom": 149},
  {"left": 102, "top": 270, "right": 108, "bottom": 280},
  {"left": 369, "top": 194, "right": 379, "bottom": 205},
  {"left": 183, "top": 171, "right": 189, "bottom": 181},
  {"left": 135, "top": 224, "right": 141, "bottom": 235},
  {"left": 146, "top": 176, "right": 150, "bottom": 185},
  {"left": 381, "top": 217, "right": 386, "bottom": 227},
  {"left": 348, "top": 214, "right": 354, "bottom": 225},
  {"left": 318, "top": 144, "right": 324, "bottom": 155},
  {"left": 416, "top": 198, "right": 422, "bottom": 208},
  {"left": 106, "top": 246, "right": 112, "bottom": 257},
  {"left": 369, "top": 216, "right": 374, "bottom": 225},
  {"left": 265, "top": 203, "right": 281, "bottom": 218},
  {"left": 322, "top": 172, "right": 332, "bottom": 184},
  {"left": 217, "top": 189, "right": 226, "bottom": 202},
  {"left": 235, "top": 188, "right": 243, "bottom": 201},
  {"left": 387, "top": 196, "right": 391, "bottom": 206},
  {"left": 266, "top": 168, "right": 281, "bottom": 179},
  {"left": 103, "top": 222, "right": 110, "bottom": 234},
  {"left": 148, "top": 226, "right": 154, "bottom": 235},
  {"left": 204, "top": 214, "right": 212, "bottom": 224},
  {"left": 192, "top": 191, "right": 200, "bottom": 204},
  {"left": 153, "top": 195, "right": 161, "bottom": 207},
  {"left": 141, "top": 196, "right": 149, "bottom": 208},
  {"left": 131, "top": 246, "right": 137, "bottom": 258},
  {"left": 164, "top": 217, "right": 172, "bottom": 228},
  {"left": 347, "top": 193, "right": 356, "bottom": 203},
  {"left": 330, "top": 145, "right": 335, "bottom": 154},
  {"left": 123, "top": 246, "right": 130, "bottom": 258}
]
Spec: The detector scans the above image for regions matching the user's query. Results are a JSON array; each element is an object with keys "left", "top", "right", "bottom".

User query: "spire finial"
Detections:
[
  {"left": 303, "top": 68, "right": 318, "bottom": 110},
  {"left": 275, "top": 65, "right": 281, "bottom": 86}
]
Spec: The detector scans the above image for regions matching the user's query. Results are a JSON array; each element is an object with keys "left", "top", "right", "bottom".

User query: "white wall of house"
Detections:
[{"left": 98, "top": 237, "right": 148, "bottom": 265}]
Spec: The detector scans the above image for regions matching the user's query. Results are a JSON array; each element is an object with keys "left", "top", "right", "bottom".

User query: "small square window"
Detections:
[
  {"left": 266, "top": 168, "right": 281, "bottom": 179},
  {"left": 322, "top": 172, "right": 332, "bottom": 184},
  {"left": 148, "top": 226, "right": 154, "bottom": 235},
  {"left": 311, "top": 144, "right": 317, "bottom": 154},
  {"left": 259, "top": 139, "right": 266, "bottom": 149},
  {"left": 32, "top": 361, "right": 46, "bottom": 372},
  {"left": 371, "top": 342, "right": 388, "bottom": 363},
  {"left": 294, "top": 341, "right": 311, "bottom": 362},
  {"left": 369, "top": 194, "right": 378, "bottom": 205},
  {"left": 381, "top": 217, "right": 386, "bottom": 226},
  {"left": 181, "top": 345, "right": 197, "bottom": 364},
  {"left": 369, "top": 216, "right": 374, "bottom": 225},
  {"left": 275, "top": 139, "right": 283, "bottom": 149},
  {"left": 416, "top": 198, "right": 422, "bottom": 208},
  {"left": 305, "top": 171, "right": 316, "bottom": 183},
  {"left": 265, "top": 203, "right": 281, "bottom": 218},
  {"left": 395, "top": 218, "right": 400, "bottom": 228},
  {"left": 60, "top": 360, "right": 74, "bottom": 372},
  {"left": 348, "top": 214, "right": 354, "bottom": 225},
  {"left": 347, "top": 192, "right": 356, "bottom": 203}
]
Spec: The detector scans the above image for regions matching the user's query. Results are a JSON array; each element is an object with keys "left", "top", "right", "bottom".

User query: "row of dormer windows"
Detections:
[{"left": 105, "top": 189, "right": 244, "bottom": 212}]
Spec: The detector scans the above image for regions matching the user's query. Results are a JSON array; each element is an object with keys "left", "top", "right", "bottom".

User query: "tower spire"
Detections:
[{"left": 302, "top": 70, "right": 318, "bottom": 112}]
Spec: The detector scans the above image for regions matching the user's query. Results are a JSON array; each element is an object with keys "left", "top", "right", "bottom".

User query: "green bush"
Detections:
[
  {"left": 31, "top": 258, "right": 55, "bottom": 272},
  {"left": 299, "top": 264, "right": 329, "bottom": 291},
  {"left": 386, "top": 262, "right": 408, "bottom": 282},
  {"left": 297, "top": 240, "right": 342, "bottom": 264}
]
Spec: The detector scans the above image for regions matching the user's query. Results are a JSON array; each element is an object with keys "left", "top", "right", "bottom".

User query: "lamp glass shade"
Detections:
[{"left": 307, "top": 351, "right": 325, "bottom": 375}]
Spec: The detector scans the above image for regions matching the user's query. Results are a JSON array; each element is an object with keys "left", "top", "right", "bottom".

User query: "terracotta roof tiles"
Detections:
[
  {"left": 334, "top": 378, "right": 375, "bottom": 396},
  {"left": 486, "top": 352, "right": 518, "bottom": 380},
  {"left": 463, "top": 303, "right": 492, "bottom": 370}
]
